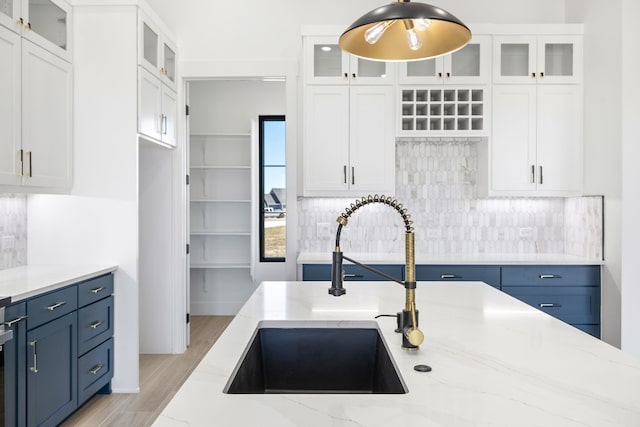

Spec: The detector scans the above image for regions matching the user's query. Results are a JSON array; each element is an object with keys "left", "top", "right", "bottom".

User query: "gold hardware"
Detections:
[
  {"left": 17, "top": 17, "right": 24, "bottom": 25},
  {"left": 540, "top": 71, "right": 544, "bottom": 78},
  {"left": 531, "top": 72, "right": 536, "bottom": 78},
  {"left": 18, "top": 149, "right": 24, "bottom": 177},
  {"left": 25, "top": 22, "right": 31, "bottom": 30}
]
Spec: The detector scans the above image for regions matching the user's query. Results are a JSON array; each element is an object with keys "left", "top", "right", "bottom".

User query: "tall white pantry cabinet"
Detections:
[
  {"left": 486, "top": 32, "right": 584, "bottom": 196},
  {"left": 0, "top": 0, "right": 72, "bottom": 190}
]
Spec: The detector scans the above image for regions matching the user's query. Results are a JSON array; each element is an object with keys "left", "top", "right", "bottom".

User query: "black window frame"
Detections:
[{"left": 259, "top": 115, "right": 286, "bottom": 262}]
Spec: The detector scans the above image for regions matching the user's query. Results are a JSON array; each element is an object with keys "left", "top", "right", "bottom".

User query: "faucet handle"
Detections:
[{"left": 405, "top": 327, "right": 424, "bottom": 347}]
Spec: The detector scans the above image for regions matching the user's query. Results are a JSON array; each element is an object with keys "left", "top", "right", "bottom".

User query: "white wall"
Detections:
[
  {"left": 147, "top": 0, "right": 567, "bottom": 64},
  {"left": 620, "top": 0, "right": 640, "bottom": 358},
  {"left": 565, "top": 0, "right": 622, "bottom": 347},
  {"left": 28, "top": 6, "right": 141, "bottom": 393}
]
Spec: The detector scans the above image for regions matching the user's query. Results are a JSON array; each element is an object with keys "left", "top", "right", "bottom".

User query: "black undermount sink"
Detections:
[{"left": 224, "top": 320, "right": 407, "bottom": 394}]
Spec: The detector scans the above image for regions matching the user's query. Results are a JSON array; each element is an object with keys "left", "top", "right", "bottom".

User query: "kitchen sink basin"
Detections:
[{"left": 224, "top": 320, "right": 407, "bottom": 394}]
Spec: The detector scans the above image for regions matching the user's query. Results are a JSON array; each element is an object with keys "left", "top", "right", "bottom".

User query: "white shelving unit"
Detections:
[{"left": 189, "top": 133, "right": 255, "bottom": 314}]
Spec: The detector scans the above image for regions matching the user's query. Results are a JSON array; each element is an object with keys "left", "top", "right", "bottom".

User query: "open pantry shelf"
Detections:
[{"left": 399, "top": 87, "right": 486, "bottom": 135}]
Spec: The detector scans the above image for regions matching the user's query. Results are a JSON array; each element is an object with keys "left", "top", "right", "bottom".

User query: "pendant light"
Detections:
[{"left": 339, "top": 0, "right": 472, "bottom": 62}]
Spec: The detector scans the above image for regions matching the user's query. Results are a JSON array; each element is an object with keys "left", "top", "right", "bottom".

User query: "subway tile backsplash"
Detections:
[
  {"left": 298, "top": 138, "right": 603, "bottom": 259},
  {"left": 0, "top": 194, "right": 28, "bottom": 270}
]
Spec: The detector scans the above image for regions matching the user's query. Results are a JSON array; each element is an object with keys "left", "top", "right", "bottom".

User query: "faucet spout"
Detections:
[{"left": 328, "top": 195, "right": 424, "bottom": 350}]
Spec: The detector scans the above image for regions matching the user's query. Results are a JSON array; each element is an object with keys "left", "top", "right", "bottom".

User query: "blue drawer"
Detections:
[
  {"left": 501, "top": 265, "right": 600, "bottom": 287},
  {"left": 26, "top": 285, "right": 78, "bottom": 330},
  {"left": 416, "top": 265, "right": 501, "bottom": 288},
  {"left": 78, "top": 296, "right": 114, "bottom": 356},
  {"left": 78, "top": 273, "right": 114, "bottom": 308},
  {"left": 78, "top": 338, "right": 113, "bottom": 406},
  {"left": 302, "top": 264, "right": 404, "bottom": 282},
  {"left": 502, "top": 285, "right": 600, "bottom": 325}
]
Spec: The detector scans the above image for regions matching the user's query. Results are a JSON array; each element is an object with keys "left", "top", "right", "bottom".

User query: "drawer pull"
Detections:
[
  {"left": 46, "top": 301, "right": 67, "bottom": 311},
  {"left": 90, "top": 286, "right": 106, "bottom": 294},
  {"left": 5, "top": 315, "right": 28, "bottom": 327},
  {"left": 344, "top": 274, "right": 364, "bottom": 279},
  {"left": 539, "top": 275, "right": 558, "bottom": 279},
  {"left": 539, "top": 303, "right": 562, "bottom": 308},
  {"left": 89, "top": 364, "right": 104, "bottom": 375},
  {"left": 90, "top": 320, "right": 104, "bottom": 329},
  {"left": 440, "top": 274, "right": 457, "bottom": 279},
  {"left": 29, "top": 340, "right": 38, "bottom": 373}
]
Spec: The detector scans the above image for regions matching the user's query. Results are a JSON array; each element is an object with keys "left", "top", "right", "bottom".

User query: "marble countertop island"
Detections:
[{"left": 155, "top": 281, "right": 640, "bottom": 427}]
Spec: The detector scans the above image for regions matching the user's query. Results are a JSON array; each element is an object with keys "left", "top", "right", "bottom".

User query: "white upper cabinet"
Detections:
[
  {"left": 0, "top": 0, "right": 71, "bottom": 61},
  {"left": 398, "top": 35, "right": 491, "bottom": 85},
  {"left": 487, "top": 84, "right": 582, "bottom": 197},
  {"left": 137, "top": 10, "right": 177, "bottom": 147},
  {"left": 0, "top": 24, "right": 21, "bottom": 186},
  {"left": 304, "top": 35, "right": 394, "bottom": 85},
  {"left": 493, "top": 35, "right": 582, "bottom": 84},
  {"left": 303, "top": 85, "right": 395, "bottom": 196},
  {"left": 0, "top": 7, "right": 71, "bottom": 190},
  {"left": 139, "top": 10, "right": 176, "bottom": 90}
]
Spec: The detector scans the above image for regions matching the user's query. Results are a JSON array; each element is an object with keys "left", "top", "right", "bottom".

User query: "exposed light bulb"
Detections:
[
  {"left": 406, "top": 28, "right": 422, "bottom": 50},
  {"left": 413, "top": 18, "right": 431, "bottom": 31},
  {"left": 364, "top": 20, "right": 396, "bottom": 44}
]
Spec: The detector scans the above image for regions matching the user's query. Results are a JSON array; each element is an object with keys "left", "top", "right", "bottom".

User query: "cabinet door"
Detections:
[
  {"left": 349, "top": 85, "right": 395, "bottom": 195},
  {"left": 4, "top": 303, "right": 27, "bottom": 427},
  {"left": 21, "top": 39, "right": 71, "bottom": 189},
  {"left": 304, "top": 36, "right": 349, "bottom": 85},
  {"left": 139, "top": 11, "right": 160, "bottom": 76},
  {"left": 493, "top": 35, "right": 537, "bottom": 84},
  {"left": 490, "top": 85, "right": 537, "bottom": 194},
  {"left": 21, "top": 0, "right": 72, "bottom": 62},
  {"left": 348, "top": 55, "right": 394, "bottom": 85},
  {"left": 0, "top": 0, "right": 20, "bottom": 33},
  {"left": 398, "top": 57, "right": 444, "bottom": 84},
  {"left": 161, "top": 38, "right": 177, "bottom": 89},
  {"left": 0, "top": 24, "right": 21, "bottom": 186},
  {"left": 536, "top": 35, "right": 582, "bottom": 84},
  {"left": 138, "top": 67, "right": 163, "bottom": 141},
  {"left": 303, "top": 85, "right": 349, "bottom": 195},
  {"left": 161, "top": 84, "right": 177, "bottom": 147},
  {"left": 535, "top": 84, "right": 582, "bottom": 195},
  {"left": 445, "top": 34, "right": 491, "bottom": 85},
  {"left": 26, "top": 312, "right": 77, "bottom": 427}
]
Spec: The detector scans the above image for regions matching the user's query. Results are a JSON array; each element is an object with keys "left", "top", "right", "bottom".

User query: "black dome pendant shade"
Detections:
[{"left": 339, "top": 1, "right": 472, "bottom": 62}]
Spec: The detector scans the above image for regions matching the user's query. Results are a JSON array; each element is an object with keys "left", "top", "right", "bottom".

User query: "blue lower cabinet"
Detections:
[
  {"left": 415, "top": 265, "right": 501, "bottom": 288},
  {"left": 4, "top": 302, "right": 27, "bottom": 427},
  {"left": 303, "top": 264, "right": 404, "bottom": 282},
  {"left": 2, "top": 272, "right": 115, "bottom": 427},
  {"left": 26, "top": 313, "right": 78, "bottom": 427}
]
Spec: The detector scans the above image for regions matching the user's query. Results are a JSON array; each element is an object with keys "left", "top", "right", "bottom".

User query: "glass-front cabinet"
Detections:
[
  {"left": 493, "top": 35, "right": 583, "bottom": 84},
  {"left": 304, "top": 35, "right": 394, "bottom": 85},
  {"left": 0, "top": 0, "right": 71, "bottom": 61},
  {"left": 139, "top": 11, "right": 176, "bottom": 90},
  {"left": 398, "top": 35, "right": 491, "bottom": 85}
]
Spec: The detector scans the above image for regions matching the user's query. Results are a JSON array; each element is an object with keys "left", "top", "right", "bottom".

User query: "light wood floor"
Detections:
[{"left": 61, "top": 316, "right": 234, "bottom": 427}]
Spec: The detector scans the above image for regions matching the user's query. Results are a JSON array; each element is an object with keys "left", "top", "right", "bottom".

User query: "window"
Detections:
[{"left": 259, "top": 116, "right": 286, "bottom": 262}]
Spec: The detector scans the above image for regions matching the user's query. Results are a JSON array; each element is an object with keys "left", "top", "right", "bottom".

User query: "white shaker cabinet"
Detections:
[
  {"left": 0, "top": 0, "right": 72, "bottom": 61},
  {"left": 304, "top": 35, "right": 395, "bottom": 85},
  {"left": 138, "top": 10, "right": 176, "bottom": 91},
  {"left": 493, "top": 35, "right": 582, "bottom": 85},
  {"left": 0, "top": 23, "right": 71, "bottom": 189},
  {"left": 398, "top": 35, "right": 491, "bottom": 85},
  {"left": 303, "top": 85, "right": 395, "bottom": 196},
  {"left": 488, "top": 84, "right": 582, "bottom": 196},
  {"left": 138, "top": 67, "right": 177, "bottom": 147},
  {"left": 137, "top": 11, "right": 177, "bottom": 147}
]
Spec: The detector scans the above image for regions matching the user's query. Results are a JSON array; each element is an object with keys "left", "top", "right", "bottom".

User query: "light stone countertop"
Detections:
[
  {"left": 0, "top": 264, "right": 118, "bottom": 302},
  {"left": 154, "top": 281, "right": 640, "bottom": 427},
  {"left": 297, "top": 251, "right": 604, "bottom": 265}
]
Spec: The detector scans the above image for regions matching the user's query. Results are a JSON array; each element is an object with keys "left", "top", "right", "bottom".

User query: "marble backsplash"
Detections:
[
  {"left": 0, "top": 194, "right": 28, "bottom": 270},
  {"left": 298, "top": 138, "right": 603, "bottom": 259}
]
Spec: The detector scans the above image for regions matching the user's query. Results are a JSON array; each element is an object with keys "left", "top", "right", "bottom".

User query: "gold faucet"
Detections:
[{"left": 329, "top": 195, "right": 424, "bottom": 350}]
